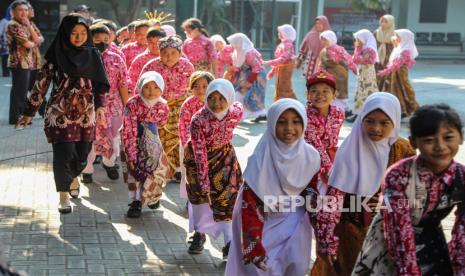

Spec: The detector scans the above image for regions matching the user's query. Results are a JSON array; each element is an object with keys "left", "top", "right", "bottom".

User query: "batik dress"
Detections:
[
  {"left": 378, "top": 50, "right": 419, "bottom": 117},
  {"left": 232, "top": 50, "right": 266, "bottom": 119},
  {"left": 352, "top": 46, "right": 379, "bottom": 114},
  {"left": 182, "top": 35, "right": 217, "bottom": 74},
  {"left": 266, "top": 40, "right": 296, "bottom": 101},
  {"left": 184, "top": 102, "right": 244, "bottom": 222},
  {"left": 139, "top": 57, "right": 195, "bottom": 178},
  {"left": 121, "top": 96, "right": 170, "bottom": 205},
  {"left": 121, "top": 41, "right": 146, "bottom": 68},
  {"left": 217, "top": 45, "right": 234, "bottom": 79}
]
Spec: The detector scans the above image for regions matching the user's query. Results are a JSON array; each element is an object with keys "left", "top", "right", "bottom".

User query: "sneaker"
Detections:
[
  {"left": 127, "top": 200, "right": 142, "bottom": 218},
  {"left": 93, "top": 155, "right": 102, "bottom": 165},
  {"left": 345, "top": 114, "right": 357, "bottom": 123},
  {"left": 345, "top": 110, "right": 354, "bottom": 118},
  {"left": 81, "top": 173, "right": 93, "bottom": 184},
  {"left": 222, "top": 241, "right": 231, "bottom": 260},
  {"left": 188, "top": 232, "right": 206, "bottom": 254},
  {"left": 147, "top": 201, "right": 160, "bottom": 210},
  {"left": 103, "top": 164, "right": 119, "bottom": 180},
  {"left": 251, "top": 115, "right": 267, "bottom": 123}
]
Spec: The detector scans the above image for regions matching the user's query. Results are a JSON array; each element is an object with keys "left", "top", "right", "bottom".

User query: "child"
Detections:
[
  {"left": 116, "top": 26, "right": 129, "bottom": 45},
  {"left": 181, "top": 18, "right": 218, "bottom": 76},
  {"left": 121, "top": 71, "right": 169, "bottom": 218},
  {"left": 227, "top": 33, "right": 267, "bottom": 122},
  {"left": 139, "top": 36, "right": 195, "bottom": 180},
  {"left": 354, "top": 104, "right": 465, "bottom": 275},
  {"left": 81, "top": 24, "right": 130, "bottom": 183},
  {"left": 184, "top": 79, "right": 243, "bottom": 258},
  {"left": 304, "top": 70, "right": 344, "bottom": 194},
  {"left": 312, "top": 93, "right": 416, "bottom": 276},
  {"left": 128, "top": 27, "right": 166, "bottom": 90},
  {"left": 347, "top": 29, "right": 379, "bottom": 122},
  {"left": 318, "top": 30, "right": 357, "bottom": 117},
  {"left": 210, "top": 34, "right": 234, "bottom": 79},
  {"left": 263, "top": 24, "right": 297, "bottom": 101},
  {"left": 17, "top": 14, "right": 110, "bottom": 213},
  {"left": 121, "top": 20, "right": 149, "bottom": 68},
  {"left": 378, "top": 29, "right": 419, "bottom": 118},
  {"left": 374, "top": 14, "right": 395, "bottom": 90},
  {"left": 161, "top": 25, "right": 176, "bottom": 36},
  {"left": 99, "top": 20, "right": 125, "bottom": 60},
  {"left": 225, "top": 99, "right": 320, "bottom": 275}
]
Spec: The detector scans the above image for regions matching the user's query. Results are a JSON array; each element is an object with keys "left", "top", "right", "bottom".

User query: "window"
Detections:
[{"left": 419, "top": 0, "right": 448, "bottom": 23}]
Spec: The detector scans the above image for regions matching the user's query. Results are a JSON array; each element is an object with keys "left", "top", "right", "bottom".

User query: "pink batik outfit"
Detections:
[
  {"left": 265, "top": 40, "right": 295, "bottom": 79},
  {"left": 121, "top": 42, "right": 146, "bottom": 68},
  {"left": 109, "top": 42, "right": 125, "bottom": 61},
  {"left": 128, "top": 49, "right": 158, "bottom": 92},
  {"left": 83, "top": 50, "right": 128, "bottom": 173},
  {"left": 182, "top": 35, "right": 218, "bottom": 74},
  {"left": 217, "top": 45, "right": 234, "bottom": 77}
]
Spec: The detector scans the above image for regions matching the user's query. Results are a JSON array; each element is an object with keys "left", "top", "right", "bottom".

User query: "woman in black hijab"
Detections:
[{"left": 16, "top": 14, "right": 110, "bottom": 214}]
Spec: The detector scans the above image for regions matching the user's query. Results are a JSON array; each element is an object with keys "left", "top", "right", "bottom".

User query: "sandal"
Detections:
[
  {"left": 69, "top": 178, "right": 80, "bottom": 198},
  {"left": 58, "top": 200, "right": 72, "bottom": 214}
]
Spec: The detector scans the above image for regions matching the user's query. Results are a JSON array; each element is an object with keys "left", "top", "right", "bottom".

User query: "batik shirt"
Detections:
[
  {"left": 266, "top": 40, "right": 295, "bottom": 78},
  {"left": 6, "top": 19, "right": 32, "bottom": 69},
  {"left": 325, "top": 44, "right": 357, "bottom": 73},
  {"left": 182, "top": 35, "right": 217, "bottom": 65},
  {"left": 233, "top": 50, "right": 263, "bottom": 82},
  {"left": 352, "top": 46, "right": 377, "bottom": 65},
  {"left": 121, "top": 41, "right": 146, "bottom": 68},
  {"left": 179, "top": 96, "right": 205, "bottom": 146},
  {"left": 378, "top": 50, "right": 415, "bottom": 77},
  {"left": 102, "top": 50, "right": 128, "bottom": 118},
  {"left": 128, "top": 49, "right": 158, "bottom": 91},
  {"left": 217, "top": 45, "right": 234, "bottom": 76}
]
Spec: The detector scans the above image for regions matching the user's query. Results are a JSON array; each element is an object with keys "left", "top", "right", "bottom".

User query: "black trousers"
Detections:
[
  {"left": 28, "top": 69, "right": 46, "bottom": 116},
  {"left": 9, "top": 67, "right": 30, "bottom": 124},
  {"left": 52, "top": 141, "right": 92, "bottom": 192},
  {"left": 1, "top": 54, "right": 9, "bottom": 77}
]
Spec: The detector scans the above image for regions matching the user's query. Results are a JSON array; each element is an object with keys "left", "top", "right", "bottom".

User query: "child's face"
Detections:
[
  {"left": 147, "top": 36, "right": 161, "bottom": 55},
  {"left": 184, "top": 27, "right": 200, "bottom": 38},
  {"left": 278, "top": 31, "right": 283, "bottom": 41},
  {"left": 307, "top": 83, "right": 335, "bottom": 110},
  {"left": 362, "top": 109, "right": 394, "bottom": 142},
  {"left": 192, "top": 78, "right": 209, "bottom": 102},
  {"left": 160, "top": 47, "right": 181, "bottom": 68},
  {"left": 92, "top": 33, "right": 110, "bottom": 45},
  {"left": 411, "top": 122, "right": 463, "bottom": 174},
  {"left": 135, "top": 26, "right": 148, "bottom": 46},
  {"left": 141, "top": 81, "right": 162, "bottom": 100},
  {"left": 354, "top": 38, "right": 362, "bottom": 48},
  {"left": 275, "top": 109, "right": 304, "bottom": 145},
  {"left": 215, "top": 41, "right": 224, "bottom": 51},
  {"left": 70, "top": 24, "right": 88, "bottom": 47},
  {"left": 207, "top": 91, "right": 228, "bottom": 113},
  {"left": 320, "top": 37, "right": 330, "bottom": 48}
]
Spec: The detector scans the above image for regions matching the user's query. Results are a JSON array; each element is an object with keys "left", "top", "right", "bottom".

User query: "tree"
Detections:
[
  {"left": 198, "top": 0, "right": 236, "bottom": 36},
  {"left": 102, "top": 0, "right": 144, "bottom": 26},
  {"left": 351, "top": 0, "right": 391, "bottom": 12}
]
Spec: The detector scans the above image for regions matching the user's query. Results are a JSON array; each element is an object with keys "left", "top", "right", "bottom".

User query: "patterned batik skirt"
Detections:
[
  {"left": 274, "top": 62, "right": 296, "bottom": 101},
  {"left": 233, "top": 65, "right": 267, "bottom": 118},
  {"left": 353, "top": 64, "right": 379, "bottom": 114},
  {"left": 184, "top": 141, "right": 243, "bottom": 222},
  {"left": 159, "top": 96, "right": 186, "bottom": 179},
  {"left": 390, "top": 66, "right": 420, "bottom": 116}
]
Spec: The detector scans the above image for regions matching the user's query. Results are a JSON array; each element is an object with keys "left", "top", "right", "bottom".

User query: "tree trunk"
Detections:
[{"left": 104, "top": 0, "right": 144, "bottom": 26}]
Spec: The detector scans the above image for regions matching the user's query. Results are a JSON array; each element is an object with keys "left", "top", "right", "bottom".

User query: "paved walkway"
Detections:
[{"left": 0, "top": 60, "right": 464, "bottom": 275}]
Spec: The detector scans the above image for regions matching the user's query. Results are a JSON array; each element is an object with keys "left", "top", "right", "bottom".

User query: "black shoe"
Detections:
[
  {"left": 174, "top": 171, "right": 181, "bottom": 182},
  {"left": 222, "top": 241, "right": 231, "bottom": 260},
  {"left": 93, "top": 155, "right": 102, "bottom": 165},
  {"left": 401, "top": 112, "right": 408, "bottom": 119},
  {"left": 345, "top": 114, "right": 357, "bottom": 123},
  {"left": 345, "top": 110, "right": 354, "bottom": 118},
  {"left": 147, "top": 201, "right": 160, "bottom": 210},
  {"left": 127, "top": 200, "right": 142, "bottom": 218},
  {"left": 81, "top": 173, "right": 93, "bottom": 184},
  {"left": 58, "top": 205, "right": 72, "bottom": 214},
  {"left": 251, "top": 115, "right": 267, "bottom": 123},
  {"left": 103, "top": 164, "right": 119, "bottom": 180},
  {"left": 188, "top": 232, "right": 206, "bottom": 254}
]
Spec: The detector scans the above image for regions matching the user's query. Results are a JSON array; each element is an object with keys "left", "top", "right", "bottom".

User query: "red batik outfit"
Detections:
[
  {"left": 121, "top": 41, "right": 146, "bottom": 68},
  {"left": 109, "top": 42, "right": 126, "bottom": 61},
  {"left": 182, "top": 35, "right": 218, "bottom": 74},
  {"left": 128, "top": 49, "right": 158, "bottom": 92},
  {"left": 217, "top": 45, "right": 234, "bottom": 77}
]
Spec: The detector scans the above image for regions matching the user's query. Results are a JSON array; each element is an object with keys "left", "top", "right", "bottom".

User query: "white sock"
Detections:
[{"left": 128, "top": 191, "right": 136, "bottom": 201}]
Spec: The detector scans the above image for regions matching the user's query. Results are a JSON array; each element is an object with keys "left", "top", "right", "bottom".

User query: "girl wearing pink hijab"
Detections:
[{"left": 296, "top": 15, "right": 331, "bottom": 80}]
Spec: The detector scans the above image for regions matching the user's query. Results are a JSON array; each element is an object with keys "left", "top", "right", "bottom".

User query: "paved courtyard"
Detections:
[{"left": 0, "top": 60, "right": 464, "bottom": 275}]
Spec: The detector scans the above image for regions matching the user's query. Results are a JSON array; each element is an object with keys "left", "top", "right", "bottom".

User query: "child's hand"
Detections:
[
  {"left": 96, "top": 107, "right": 106, "bottom": 125},
  {"left": 128, "top": 161, "right": 135, "bottom": 171},
  {"left": 254, "top": 260, "right": 268, "bottom": 271},
  {"left": 295, "top": 58, "right": 303, "bottom": 68},
  {"left": 266, "top": 70, "right": 274, "bottom": 80},
  {"left": 262, "top": 60, "right": 271, "bottom": 67}
]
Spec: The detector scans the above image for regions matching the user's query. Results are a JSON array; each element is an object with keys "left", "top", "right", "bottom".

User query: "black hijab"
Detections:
[{"left": 44, "top": 14, "right": 109, "bottom": 91}]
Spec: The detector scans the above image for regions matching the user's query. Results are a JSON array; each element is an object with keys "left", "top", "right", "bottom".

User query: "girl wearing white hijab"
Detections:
[
  {"left": 227, "top": 33, "right": 267, "bottom": 122},
  {"left": 226, "top": 99, "right": 321, "bottom": 276},
  {"left": 184, "top": 79, "right": 244, "bottom": 258},
  {"left": 263, "top": 24, "right": 297, "bottom": 101},
  {"left": 348, "top": 29, "right": 380, "bottom": 122},
  {"left": 319, "top": 30, "right": 357, "bottom": 117},
  {"left": 378, "top": 29, "right": 420, "bottom": 117},
  {"left": 160, "top": 25, "right": 176, "bottom": 36},
  {"left": 121, "top": 71, "right": 170, "bottom": 218},
  {"left": 311, "top": 92, "right": 416, "bottom": 276}
]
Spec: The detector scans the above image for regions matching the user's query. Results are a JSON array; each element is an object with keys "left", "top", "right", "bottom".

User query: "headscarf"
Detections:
[
  {"left": 299, "top": 15, "right": 331, "bottom": 55},
  {"left": 210, "top": 34, "right": 226, "bottom": 46},
  {"left": 205, "top": 78, "right": 235, "bottom": 120},
  {"left": 375, "top": 14, "right": 395, "bottom": 63},
  {"left": 188, "top": 71, "right": 214, "bottom": 91},
  {"left": 354, "top": 29, "right": 379, "bottom": 62},
  {"left": 44, "top": 14, "right": 109, "bottom": 91},
  {"left": 278, "top": 24, "right": 296, "bottom": 42},
  {"left": 328, "top": 92, "right": 401, "bottom": 196},
  {"left": 227, "top": 33, "right": 255, "bottom": 67},
  {"left": 158, "top": 35, "right": 182, "bottom": 51},
  {"left": 161, "top": 25, "right": 176, "bottom": 36},
  {"left": 244, "top": 99, "right": 321, "bottom": 203},
  {"left": 388, "top": 29, "right": 418, "bottom": 65},
  {"left": 137, "top": 71, "right": 166, "bottom": 108},
  {"left": 319, "top": 30, "right": 337, "bottom": 46}
]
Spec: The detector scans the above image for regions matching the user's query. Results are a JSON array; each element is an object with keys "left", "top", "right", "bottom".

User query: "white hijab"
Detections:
[
  {"left": 227, "top": 33, "right": 255, "bottom": 67},
  {"left": 354, "top": 29, "right": 379, "bottom": 62},
  {"left": 375, "top": 14, "right": 395, "bottom": 63},
  {"left": 161, "top": 25, "right": 176, "bottom": 36},
  {"left": 210, "top": 34, "right": 226, "bottom": 46},
  {"left": 389, "top": 29, "right": 418, "bottom": 65},
  {"left": 320, "top": 30, "right": 338, "bottom": 46},
  {"left": 278, "top": 24, "right": 296, "bottom": 42},
  {"left": 137, "top": 71, "right": 166, "bottom": 108},
  {"left": 329, "top": 92, "right": 401, "bottom": 196},
  {"left": 244, "top": 99, "right": 321, "bottom": 203},
  {"left": 205, "top": 78, "right": 235, "bottom": 120}
]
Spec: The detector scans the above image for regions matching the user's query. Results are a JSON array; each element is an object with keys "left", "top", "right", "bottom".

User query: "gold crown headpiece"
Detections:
[{"left": 144, "top": 10, "right": 175, "bottom": 25}]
